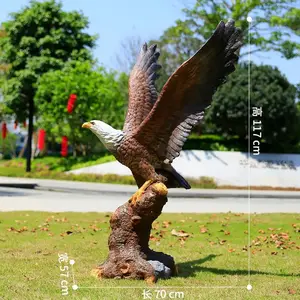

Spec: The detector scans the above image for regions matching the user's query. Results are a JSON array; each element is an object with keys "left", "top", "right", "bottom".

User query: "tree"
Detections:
[
  {"left": 0, "top": 0, "right": 96, "bottom": 171},
  {"left": 204, "top": 63, "right": 299, "bottom": 152},
  {"left": 0, "top": 27, "right": 10, "bottom": 74},
  {"left": 35, "top": 61, "right": 127, "bottom": 156},
  {"left": 0, "top": 132, "right": 17, "bottom": 159},
  {"left": 115, "top": 36, "right": 143, "bottom": 74},
  {"left": 151, "top": 0, "right": 300, "bottom": 90},
  {"left": 0, "top": 101, "right": 12, "bottom": 121}
]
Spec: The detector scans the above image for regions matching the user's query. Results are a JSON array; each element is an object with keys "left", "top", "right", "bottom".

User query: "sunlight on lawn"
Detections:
[{"left": 0, "top": 212, "right": 299, "bottom": 299}]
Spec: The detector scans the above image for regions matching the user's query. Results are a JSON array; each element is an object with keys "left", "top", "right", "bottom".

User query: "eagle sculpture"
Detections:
[{"left": 82, "top": 20, "right": 243, "bottom": 203}]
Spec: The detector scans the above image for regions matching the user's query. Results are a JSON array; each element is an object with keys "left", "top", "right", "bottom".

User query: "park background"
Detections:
[
  {"left": 0, "top": 0, "right": 300, "bottom": 189},
  {"left": 0, "top": 1, "right": 299, "bottom": 299}
]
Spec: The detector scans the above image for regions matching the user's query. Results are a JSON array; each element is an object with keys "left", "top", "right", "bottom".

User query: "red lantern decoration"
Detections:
[
  {"left": 1, "top": 122, "right": 7, "bottom": 139},
  {"left": 61, "top": 136, "right": 68, "bottom": 157},
  {"left": 37, "top": 129, "right": 46, "bottom": 151},
  {"left": 67, "top": 94, "right": 77, "bottom": 114},
  {"left": 14, "top": 120, "right": 18, "bottom": 129}
]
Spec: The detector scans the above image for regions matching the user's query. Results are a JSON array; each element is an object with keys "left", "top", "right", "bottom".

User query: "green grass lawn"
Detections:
[
  {"left": 0, "top": 212, "right": 299, "bottom": 299},
  {"left": 0, "top": 154, "right": 115, "bottom": 173}
]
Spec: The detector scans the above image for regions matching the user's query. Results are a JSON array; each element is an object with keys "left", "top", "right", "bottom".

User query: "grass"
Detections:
[
  {"left": 0, "top": 154, "right": 115, "bottom": 173},
  {"left": 0, "top": 157, "right": 218, "bottom": 188},
  {"left": 0, "top": 212, "right": 299, "bottom": 299}
]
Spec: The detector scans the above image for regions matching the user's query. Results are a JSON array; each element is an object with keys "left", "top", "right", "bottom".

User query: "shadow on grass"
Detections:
[{"left": 176, "top": 254, "right": 299, "bottom": 278}]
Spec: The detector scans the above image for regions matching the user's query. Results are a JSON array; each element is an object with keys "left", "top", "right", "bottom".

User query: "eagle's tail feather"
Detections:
[
  {"left": 132, "top": 166, "right": 191, "bottom": 190},
  {"left": 157, "top": 166, "right": 191, "bottom": 190}
]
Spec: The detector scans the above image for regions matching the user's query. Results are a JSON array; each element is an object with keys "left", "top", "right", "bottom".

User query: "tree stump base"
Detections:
[{"left": 92, "top": 182, "right": 177, "bottom": 283}]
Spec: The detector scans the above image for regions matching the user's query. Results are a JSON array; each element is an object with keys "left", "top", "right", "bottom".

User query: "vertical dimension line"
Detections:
[{"left": 247, "top": 17, "right": 251, "bottom": 286}]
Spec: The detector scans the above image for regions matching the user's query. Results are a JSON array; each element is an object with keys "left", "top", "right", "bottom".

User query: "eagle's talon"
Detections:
[{"left": 129, "top": 180, "right": 154, "bottom": 206}]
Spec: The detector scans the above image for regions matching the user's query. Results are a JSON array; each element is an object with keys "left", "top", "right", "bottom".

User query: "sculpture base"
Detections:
[{"left": 91, "top": 182, "right": 177, "bottom": 282}]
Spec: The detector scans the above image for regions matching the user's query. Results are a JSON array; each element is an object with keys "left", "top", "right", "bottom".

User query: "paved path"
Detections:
[{"left": 0, "top": 187, "right": 299, "bottom": 213}]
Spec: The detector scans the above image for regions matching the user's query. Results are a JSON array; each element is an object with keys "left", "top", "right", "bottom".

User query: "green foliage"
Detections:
[
  {"left": 210, "top": 142, "right": 237, "bottom": 152},
  {"left": 151, "top": 0, "right": 300, "bottom": 90},
  {"left": 35, "top": 61, "right": 128, "bottom": 155},
  {"left": 117, "top": 72, "right": 130, "bottom": 119},
  {"left": 0, "top": 132, "right": 17, "bottom": 158},
  {"left": 204, "top": 63, "right": 299, "bottom": 152},
  {"left": 0, "top": 102, "right": 13, "bottom": 120},
  {"left": 0, "top": 27, "right": 10, "bottom": 74},
  {"left": 184, "top": 134, "right": 244, "bottom": 151},
  {"left": 0, "top": 0, "right": 97, "bottom": 120},
  {"left": 0, "top": 0, "right": 97, "bottom": 170}
]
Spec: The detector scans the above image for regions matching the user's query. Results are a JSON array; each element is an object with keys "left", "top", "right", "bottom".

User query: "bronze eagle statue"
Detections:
[{"left": 82, "top": 20, "right": 243, "bottom": 202}]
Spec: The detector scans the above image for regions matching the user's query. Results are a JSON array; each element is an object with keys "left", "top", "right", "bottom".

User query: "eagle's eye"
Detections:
[{"left": 90, "top": 121, "right": 95, "bottom": 125}]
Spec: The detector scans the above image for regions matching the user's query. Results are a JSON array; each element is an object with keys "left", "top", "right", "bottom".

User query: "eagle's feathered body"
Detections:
[
  {"left": 83, "top": 20, "right": 243, "bottom": 190},
  {"left": 115, "top": 135, "right": 183, "bottom": 188}
]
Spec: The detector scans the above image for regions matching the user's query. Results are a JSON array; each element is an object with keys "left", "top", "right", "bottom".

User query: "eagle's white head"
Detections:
[{"left": 82, "top": 120, "right": 124, "bottom": 152}]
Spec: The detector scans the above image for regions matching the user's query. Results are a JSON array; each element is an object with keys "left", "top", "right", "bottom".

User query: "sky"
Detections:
[{"left": 0, "top": 0, "right": 299, "bottom": 85}]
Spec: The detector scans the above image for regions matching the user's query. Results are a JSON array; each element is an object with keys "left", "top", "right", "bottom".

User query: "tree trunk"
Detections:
[
  {"left": 2, "top": 138, "right": 5, "bottom": 157},
  {"left": 18, "top": 136, "right": 27, "bottom": 158},
  {"left": 92, "top": 182, "right": 177, "bottom": 283},
  {"left": 72, "top": 145, "right": 77, "bottom": 158},
  {"left": 81, "top": 144, "right": 86, "bottom": 156},
  {"left": 31, "top": 131, "right": 37, "bottom": 159},
  {"left": 26, "top": 97, "right": 34, "bottom": 172}
]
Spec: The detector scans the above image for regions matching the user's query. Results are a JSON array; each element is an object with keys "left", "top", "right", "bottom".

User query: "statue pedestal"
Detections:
[{"left": 91, "top": 182, "right": 177, "bottom": 283}]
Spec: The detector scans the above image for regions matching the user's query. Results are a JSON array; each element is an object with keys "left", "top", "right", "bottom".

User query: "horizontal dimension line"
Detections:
[{"left": 78, "top": 286, "right": 246, "bottom": 289}]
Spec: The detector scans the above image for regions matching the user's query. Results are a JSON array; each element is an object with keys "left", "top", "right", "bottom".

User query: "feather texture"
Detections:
[
  {"left": 133, "top": 20, "right": 243, "bottom": 162},
  {"left": 123, "top": 43, "right": 161, "bottom": 135}
]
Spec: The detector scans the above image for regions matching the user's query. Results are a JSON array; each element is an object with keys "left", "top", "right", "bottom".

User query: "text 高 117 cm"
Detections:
[{"left": 252, "top": 107, "right": 262, "bottom": 155}]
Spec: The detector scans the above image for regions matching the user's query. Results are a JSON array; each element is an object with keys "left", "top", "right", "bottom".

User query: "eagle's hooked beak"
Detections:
[{"left": 82, "top": 122, "right": 92, "bottom": 129}]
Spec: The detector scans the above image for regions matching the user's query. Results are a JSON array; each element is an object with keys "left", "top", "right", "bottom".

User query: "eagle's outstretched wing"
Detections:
[
  {"left": 133, "top": 20, "right": 243, "bottom": 163},
  {"left": 123, "top": 43, "right": 161, "bottom": 135}
]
